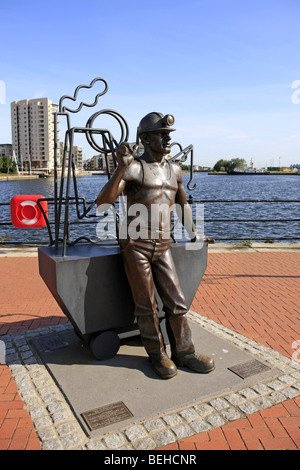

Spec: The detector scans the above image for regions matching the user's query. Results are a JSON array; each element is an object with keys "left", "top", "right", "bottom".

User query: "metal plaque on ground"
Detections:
[
  {"left": 228, "top": 359, "right": 271, "bottom": 379},
  {"left": 81, "top": 402, "right": 133, "bottom": 431}
]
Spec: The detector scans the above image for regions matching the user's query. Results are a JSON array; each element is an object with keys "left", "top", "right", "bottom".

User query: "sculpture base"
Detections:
[{"left": 30, "top": 317, "right": 276, "bottom": 437}]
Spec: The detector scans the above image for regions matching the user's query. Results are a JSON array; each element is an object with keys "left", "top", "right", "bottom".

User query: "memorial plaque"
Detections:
[
  {"left": 81, "top": 401, "right": 133, "bottom": 431},
  {"left": 228, "top": 359, "right": 271, "bottom": 379}
]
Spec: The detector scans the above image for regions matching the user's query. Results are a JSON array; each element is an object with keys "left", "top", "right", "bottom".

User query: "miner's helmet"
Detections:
[{"left": 137, "top": 112, "right": 176, "bottom": 137}]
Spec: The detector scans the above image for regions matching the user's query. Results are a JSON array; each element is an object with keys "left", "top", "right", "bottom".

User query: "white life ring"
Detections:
[{"left": 20, "top": 200, "right": 39, "bottom": 225}]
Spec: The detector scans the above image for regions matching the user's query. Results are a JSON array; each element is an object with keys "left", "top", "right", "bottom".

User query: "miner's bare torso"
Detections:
[{"left": 122, "top": 158, "right": 179, "bottom": 239}]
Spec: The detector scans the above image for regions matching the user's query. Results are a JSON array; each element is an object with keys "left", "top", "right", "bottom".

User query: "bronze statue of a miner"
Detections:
[{"left": 97, "top": 112, "right": 215, "bottom": 379}]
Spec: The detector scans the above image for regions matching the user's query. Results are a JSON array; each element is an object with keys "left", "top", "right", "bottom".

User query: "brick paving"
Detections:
[
  {"left": 191, "top": 252, "right": 300, "bottom": 359},
  {"left": 161, "top": 399, "right": 300, "bottom": 450},
  {"left": 0, "top": 248, "right": 299, "bottom": 450}
]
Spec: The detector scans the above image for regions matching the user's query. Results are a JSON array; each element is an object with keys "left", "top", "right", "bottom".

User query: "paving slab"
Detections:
[{"left": 30, "top": 318, "right": 279, "bottom": 437}]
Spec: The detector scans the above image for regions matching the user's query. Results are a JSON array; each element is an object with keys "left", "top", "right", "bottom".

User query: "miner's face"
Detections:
[{"left": 146, "top": 131, "right": 172, "bottom": 155}]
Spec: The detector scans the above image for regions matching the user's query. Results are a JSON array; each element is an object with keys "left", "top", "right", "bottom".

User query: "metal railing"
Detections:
[
  {"left": 1, "top": 197, "right": 300, "bottom": 245},
  {"left": 188, "top": 196, "right": 300, "bottom": 241}
]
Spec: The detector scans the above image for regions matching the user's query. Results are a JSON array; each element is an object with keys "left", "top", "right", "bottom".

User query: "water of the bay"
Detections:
[{"left": 0, "top": 172, "right": 299, "bottom": 245}]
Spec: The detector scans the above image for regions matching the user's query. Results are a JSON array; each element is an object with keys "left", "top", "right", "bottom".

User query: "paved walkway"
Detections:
[{"left": 0, "top": 244, "right": 299, "bottom": 450}]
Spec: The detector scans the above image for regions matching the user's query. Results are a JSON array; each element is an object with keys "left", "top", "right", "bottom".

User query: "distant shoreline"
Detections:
[
  {"left": 0, "top": 174, "right": 39, "bottom": 181},
  {"left": 0, "top": 172, "right": 88, "bottom": 181},
  {"left": 208, "top": 171, "right": 300, "bottom": 175},
  {"left": 1, "top": 171, "right": 299, "bottom": 181}
]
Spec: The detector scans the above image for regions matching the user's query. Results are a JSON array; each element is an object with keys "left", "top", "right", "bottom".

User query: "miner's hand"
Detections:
[{"left": 116, "top": 143, "right": 138, "bottom": 167}]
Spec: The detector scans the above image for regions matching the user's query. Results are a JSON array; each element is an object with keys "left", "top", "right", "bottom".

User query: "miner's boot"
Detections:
[
  {"left": 166, "top": 314, "right": 215, "bottom": 373},
  {"left": 137, "top": 314, "right": 178, "bottom": 379}
]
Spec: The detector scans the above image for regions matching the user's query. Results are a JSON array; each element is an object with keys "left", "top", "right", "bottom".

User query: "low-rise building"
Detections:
[
  {"left": 84, "top": 153, "right": 115, "bottom": 173},
  {"left": 0, "top": 144, "right": 12, "bottom": 157}
]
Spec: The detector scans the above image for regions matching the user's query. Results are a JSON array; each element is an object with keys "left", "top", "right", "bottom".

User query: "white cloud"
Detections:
[
  {"left": 222, "top": 133, "right": 251, "bottom": 141},
  {"left": 32, "top": 91, "right": 45, "bottom": 99}
]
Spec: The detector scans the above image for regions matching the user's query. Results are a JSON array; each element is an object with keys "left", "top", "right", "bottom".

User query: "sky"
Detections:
[{"left": 1, "top": 0, "right": 300, "bottom": 168}]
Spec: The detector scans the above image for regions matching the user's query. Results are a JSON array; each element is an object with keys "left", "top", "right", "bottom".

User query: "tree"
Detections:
[
  {"left": 230, "top": 158, "right": 247, "bottom": 170},
  {"left": 181, "top": 164, "right": 190, "bottom": 171},
  {"left": 213, "top": 158, "right": 247, "bottom": 172},
  {"left": 0, "top": 157, "right": 18, "bottom": 174},
  {"left": 213, "top": 159, "right": 227, "bottom": 172}
]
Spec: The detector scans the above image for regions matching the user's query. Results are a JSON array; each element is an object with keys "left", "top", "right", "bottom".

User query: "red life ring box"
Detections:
[{"left": 10, "top": 195, "right": 48, "bottom": 228}]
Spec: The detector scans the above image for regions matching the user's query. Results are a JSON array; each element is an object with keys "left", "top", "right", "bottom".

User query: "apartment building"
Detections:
[
  {"left": 73, "top": 145, "right": 83, "bottom": 170},
  {"left": 0, "top": 144, "right": 12, "bottom": 157},
  {"left": 57, "top": 142, "right": 83, "bottom": 170},
  {"left": 11, "top": 98, "right": 58, "bottom": 173},
  {"left": 84, "top": 153, "right": 115, "bottom": 173}
]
